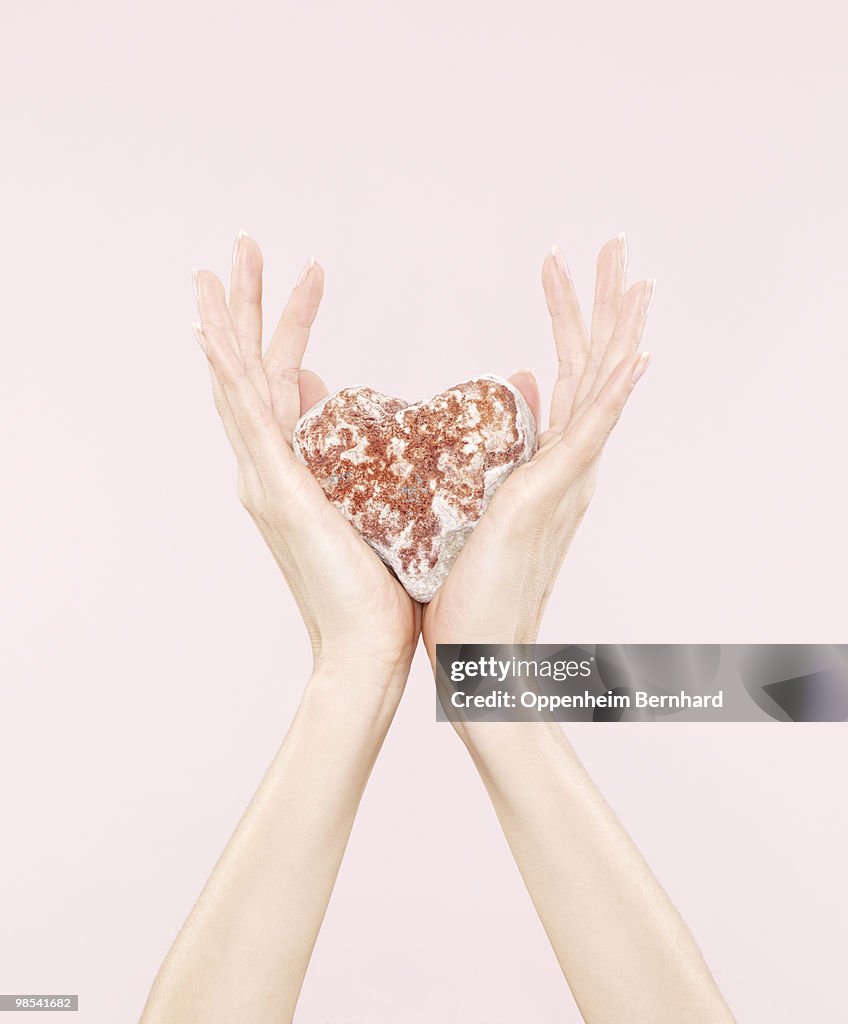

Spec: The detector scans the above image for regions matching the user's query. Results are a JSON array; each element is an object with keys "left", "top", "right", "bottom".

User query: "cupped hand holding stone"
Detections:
[
  {"left": 192, "top": 237, "right": 420, "bottom": 686},
  {"left": 421, "top": 235, "right": 654, "bottom": 661},
  {"left": 193, "top": 233, "right": 651, "bottom": 684}
]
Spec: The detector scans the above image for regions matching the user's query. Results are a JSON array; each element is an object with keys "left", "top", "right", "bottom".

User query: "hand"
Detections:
[
  {"left": 192, "top": 234, "right": 420, "bottom": 689},
  {"left": 422, "top": 235, "right": 652, "bottom": 659}
]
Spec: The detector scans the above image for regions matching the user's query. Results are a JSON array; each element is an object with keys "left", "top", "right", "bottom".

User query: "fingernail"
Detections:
[
  {"left": 618, "top": 232, "right": 628, "bottom": 273},
  {"left": 296, "top": 256, "right": 316, "bottom": 287},
  {"left": 192, "top": 267, "right": 199, "bottom": 298},
  {"left": 232, "top": 230, "right": 249, "bottom": 267},
  {"left": 192, "top": 321, "right": 207, "bottom": 353},
  {"left": 643, "top": 278, "right": 656, "bottom": 318},
  {"left": 551, "top": 243, "right": 571, "bottom": 279},
  {"left": 631, "top": 351, "right": 651, "bottom": 385}
]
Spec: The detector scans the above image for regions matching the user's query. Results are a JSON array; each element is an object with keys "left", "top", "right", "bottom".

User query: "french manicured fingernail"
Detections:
[
  {"left": 232, "top": 230, "right": 249, "bottom": 267},
  {"left": 192, "top": 321, "right": 207, "bottom": 353},
  {"left": 192, "top": 267, "right": 199, "bottom": 298},
  {"left": 551, "top": 243, "right": 571, "bottom": 278},
  {"left": 631, "top": 351, "right": 652, "bottom": 385},
  {"left": 643, "top": 278, "right": 656, "bottom": 318},
  {"left": 296, "top": 256, "right": 316, "bottom": 287},
  {"left": 618, "top": 232, "right": 628, "bottom": 273}
]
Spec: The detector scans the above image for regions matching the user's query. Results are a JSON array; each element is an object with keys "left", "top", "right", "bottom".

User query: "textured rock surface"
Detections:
[{"left": 293, "top": 375, "right": 537, "bottom": 602}]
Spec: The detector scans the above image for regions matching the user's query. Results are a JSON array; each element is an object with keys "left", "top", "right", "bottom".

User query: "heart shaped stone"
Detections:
[{"left": 293, "top": 375, "right": 537, "bottom": 602}]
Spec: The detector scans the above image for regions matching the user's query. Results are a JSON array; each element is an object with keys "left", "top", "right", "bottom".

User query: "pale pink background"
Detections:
[{"left": 1, "top": 1, "right": 846, "bottom": 1021}]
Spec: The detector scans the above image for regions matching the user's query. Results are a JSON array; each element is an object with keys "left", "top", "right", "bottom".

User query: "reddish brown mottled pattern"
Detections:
[{"left": 295, "top": 380, "right": 523, "bottom": 572}]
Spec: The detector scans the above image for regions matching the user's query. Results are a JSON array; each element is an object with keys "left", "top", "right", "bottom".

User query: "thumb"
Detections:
[
  {"left": 298, "top": 369, "right": 329, "bottom": 415},
  {"left": 508, "top": 369, "right": 541, "bottom": 431}
]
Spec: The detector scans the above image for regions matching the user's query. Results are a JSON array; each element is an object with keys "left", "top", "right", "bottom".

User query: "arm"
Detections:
[
  {"left": 459, "top": 720, "right": 733, "bottom": 1024},
  {"left": 142, "top": 233, "right": 419, "bottom": 1022},
  {"left": 423, "top": 236, "right": 735, "bottom": 1023},
  {"left": 141, "top": 662, "right": 403, "bottom": 1023}
]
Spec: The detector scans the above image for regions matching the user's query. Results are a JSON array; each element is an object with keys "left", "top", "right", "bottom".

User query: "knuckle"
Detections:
[
  {"left": 563, "top": 436, "right": 597, "bottom": 476},
  {"left": 239, "top": 406, "right": 277, "bottom": 443},
  {"left": 557, "top": 353, "right": 586, "bottom": 378},
  {"left": 287, "top": 300, "right": 318, "bottom": 329},
  {"left": 605, "top": 401, "right": 626, "bottom": 433},
  {"left": 236, "top": 474, "right": 253, "bottom": 509},
  {"left": 237, "top": 474, "right": 264, "bottom": 514},
  {"left": 269, "top": 365, "right": 301, "bottom": 387}
]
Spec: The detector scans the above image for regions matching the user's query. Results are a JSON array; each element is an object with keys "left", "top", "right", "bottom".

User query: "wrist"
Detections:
[
  {"left": 423, "top": 623, "right": 542, "bottom": 670},
  {"left": 304, "top": 654, "right": 412, "bottom": 728},
  {"left": 308, "top": 617, "right": 419, "bottom": 694}
]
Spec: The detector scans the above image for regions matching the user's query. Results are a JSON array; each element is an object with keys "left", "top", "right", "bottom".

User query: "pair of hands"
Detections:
[{"left": 192, "top": 233, "right": 652, "bottom": 699}]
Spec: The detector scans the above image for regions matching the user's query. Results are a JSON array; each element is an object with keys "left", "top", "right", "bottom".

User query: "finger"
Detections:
[
  {"left": 543, "top": 349, "right": 651, "bottom": 485},
  {"left": 507, "top": 369, "right": 541, "bottom": 430},
  {"left": 298, "top": 368, "right": 329, "bottom": 415},
  {"left": 195, "top": 269, "right": 244, "bottom": 354},
  {"left": 229, "top": 231, "right": 264, "bottom": 362},
  {"left": 193, "top": 320, "right": 260, "bottom": 480},
  {"left": 196, "top": 268, "right": 271, "bottom": 406},
  {"left": 204, "top": 358, "right": 249, "bottom": 461},
  {"left": 193, "top": 319, "right": 294, "bottom": 486},
  {"left": 573, "top": 234, "right": 628, "bottom": 410},
  {"left": 543, "top": 245, "right": 590, "bottom": 430},
  {"left": 264, "top": 258, "right": 325, "bottom": 438},
  {"left": 204, "top": 360, "right": 263, "bottom": 499},
  {"left": 577, "top": 279, "right": 654, "bottom": 411}
]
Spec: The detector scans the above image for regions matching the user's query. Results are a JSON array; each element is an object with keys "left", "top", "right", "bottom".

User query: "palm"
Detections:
[
  {"left": 421, "top": 454, "right": 555, "bottom": 659},
  {"left": 286, "top": 460, "right": 420, "bottom": 648}
]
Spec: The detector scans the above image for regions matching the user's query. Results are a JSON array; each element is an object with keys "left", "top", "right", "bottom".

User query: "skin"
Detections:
[{"left": 140, "top": 234, "right": 735, "bottom": 1023}]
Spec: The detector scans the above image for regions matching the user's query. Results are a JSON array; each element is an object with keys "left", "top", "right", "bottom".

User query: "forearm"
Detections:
[
  {"left": 458, "top": 721, "right": 735, "bottom": 1024},
  {"left": 141, "top": 661, "right": 405, "bottom": 1024}
]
